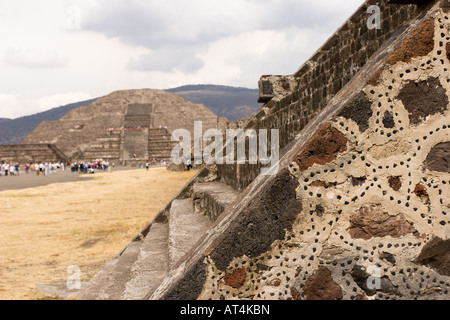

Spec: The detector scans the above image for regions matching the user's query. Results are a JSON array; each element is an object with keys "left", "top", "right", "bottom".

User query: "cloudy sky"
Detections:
[{"left": 0, "top": 0, "right": 364, "bottom": 119}]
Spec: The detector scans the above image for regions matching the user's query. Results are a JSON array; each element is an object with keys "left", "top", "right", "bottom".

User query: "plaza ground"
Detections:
[{"left": 0, "top": 166, "right": 198, "bottom": 300}]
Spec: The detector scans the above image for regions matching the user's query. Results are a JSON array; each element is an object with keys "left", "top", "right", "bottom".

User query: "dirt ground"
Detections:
[{"left": 0, "top": 166, "right": 198, "bottom": 300}]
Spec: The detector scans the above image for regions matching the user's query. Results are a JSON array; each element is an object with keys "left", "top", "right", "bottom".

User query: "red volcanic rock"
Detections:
[
  {"left": 303, "top": 267, "right": 343, "bottom": 300},
  {"left": 294, "top": 123, "right": 348, "bottom": 172},
  {"left": 223, "top": 268, "right": 246, "bottom": 289},
  {"left": 348, "top": 204, "right": 418, "bottom": 240}
]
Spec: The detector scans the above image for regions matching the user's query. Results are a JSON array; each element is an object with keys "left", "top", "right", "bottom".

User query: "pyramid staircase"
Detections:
[
  {"left": 76, "top": 130, "right": 121, "bottom": 162},
  {"left": 77, "top": 168, "right": 240, "bottom": 300},
  {"left": 148, "top": 128, "right": 177, "bottom": 162}
]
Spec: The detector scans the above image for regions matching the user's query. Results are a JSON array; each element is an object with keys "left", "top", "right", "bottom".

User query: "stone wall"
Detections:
[
  {"left": 0, "top": 144, "right": 70, "bottom": 164},
  {"left": 217, "top": 0, "right": 426, "bottom": 191}
]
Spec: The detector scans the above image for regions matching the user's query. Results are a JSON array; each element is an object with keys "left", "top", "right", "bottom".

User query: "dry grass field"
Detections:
[{"left": 0, "top": 167, "right": 198, "bottom": 300}]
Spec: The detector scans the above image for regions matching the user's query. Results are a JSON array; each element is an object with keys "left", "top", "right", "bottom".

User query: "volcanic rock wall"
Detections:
[
  {"left": 218, "top": 0, "right": 423, "bottom": 191},
  {"left": 150, "top": 0, "right": 449, "bottom": 301}
]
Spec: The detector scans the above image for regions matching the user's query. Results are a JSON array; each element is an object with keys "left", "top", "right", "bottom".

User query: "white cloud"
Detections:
[
  {"left": 4, "top": 48, "right": 69, "bottom": 69},
  {"left": 127, "top": 48, "right": 205, "bottom": 74},
  {"left": 194, "top": 26, "right": 330, "bottom": 87},
  {"left": 0, "top": 92, "right": 58, "bottom": 119},
  {"left": 0, "top": 94, "right": 25, "bottom": 119},
  {"left": 82, "top": 0, "right": 262, "bottom": 48},
  {"left": 0, "top": 91, "right": 93, "bottom": 120},
  {"left": 0, "top": 0, "right": 366, "bottom": 118}
]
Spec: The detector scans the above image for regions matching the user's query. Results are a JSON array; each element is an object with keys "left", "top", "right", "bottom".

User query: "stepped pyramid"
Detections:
[
  {"left": 22, "top": 89, "right": 224, "bottom": 164},
  {"left": 78, "top": 0, "right": 450, "bottom": 300},
  {"left": 0, "top": 144, "right": 70, "bottom": 164}
]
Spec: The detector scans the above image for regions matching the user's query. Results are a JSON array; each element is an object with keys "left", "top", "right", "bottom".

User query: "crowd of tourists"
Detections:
[
  {"left": 0, "top": 160, "right": 113, "bottom": 176},
  {"left": 0, "top": 163, "right": 22, "bottom": 176},
  {"left": 70, "top": 161, "right": 112, "bottom": 174},
  {"left": 0, "top": 162, "right": 63, "bottom": 176},
  {"left": 0, "top": 159, "right": 179, "bottom": 177}
]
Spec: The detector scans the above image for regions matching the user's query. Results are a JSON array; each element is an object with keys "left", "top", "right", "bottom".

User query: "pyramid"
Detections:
[
  {"left": 22, "top": 89, "right": 223, "bottom": 164},
  {"left": 79, "top": 0, "right": 449, "bottom": 300}
]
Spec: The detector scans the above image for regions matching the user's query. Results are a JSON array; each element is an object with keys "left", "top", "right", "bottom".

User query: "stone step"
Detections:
[
  {"left": 78, "top": 180, "right": 240, "bottom": 300},
  {"left": 193, "top": 181, "right": 241, "bottom": 221},
  {"left": 88, "top": 144, "right": 120, "bottom": 149},
  {"left": 168, "top": 198, "right": 214, "bottom": 270},
  {"left": 149, "top": 154, "right": 172, "bottom": 159},
  {"left": 77, "top": 241, "right": 142, "bottom": 300},
  {"left": 148, "top": 148, "right": 175, "bottom": 154},
  {"left": 148, "top": 135, "right": 172, "bottom": 140},
  {"left": 148, "top": 129, "right": 169, "bottom": 135},
  {"left": 122, "top": 222, "right": 169, "bottom": 300},
  {"left": 149, "top": 141, "right": 176, "bottom": 146},
  {"left": 81, "top": 151, "right": 120, "bottom": 157},
  {"left": 96, "top": 137, "right": 121, "bottom": 142},
  {"left": 151, "top": 143, "right": 171, "bottom": 147},
  {"left": 149, "top": 150, "right": 172, "bottom": 155},
  {"left": 148, "top": 144, "right": 176, "bottom": 150},
  {"left": 149, "top": 134, "right": 172, "bottom": 139}
]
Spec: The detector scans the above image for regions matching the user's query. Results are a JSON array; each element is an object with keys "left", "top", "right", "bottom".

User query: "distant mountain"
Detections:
[
  {"left": 0, "top": 85, "right": 262, "bottom": 145},
  {"left": 0, "top": 99, "right": 98, "bottom": 145},
  {"left": 168, "top": 84, "right": 261, "bottom": 122}
]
